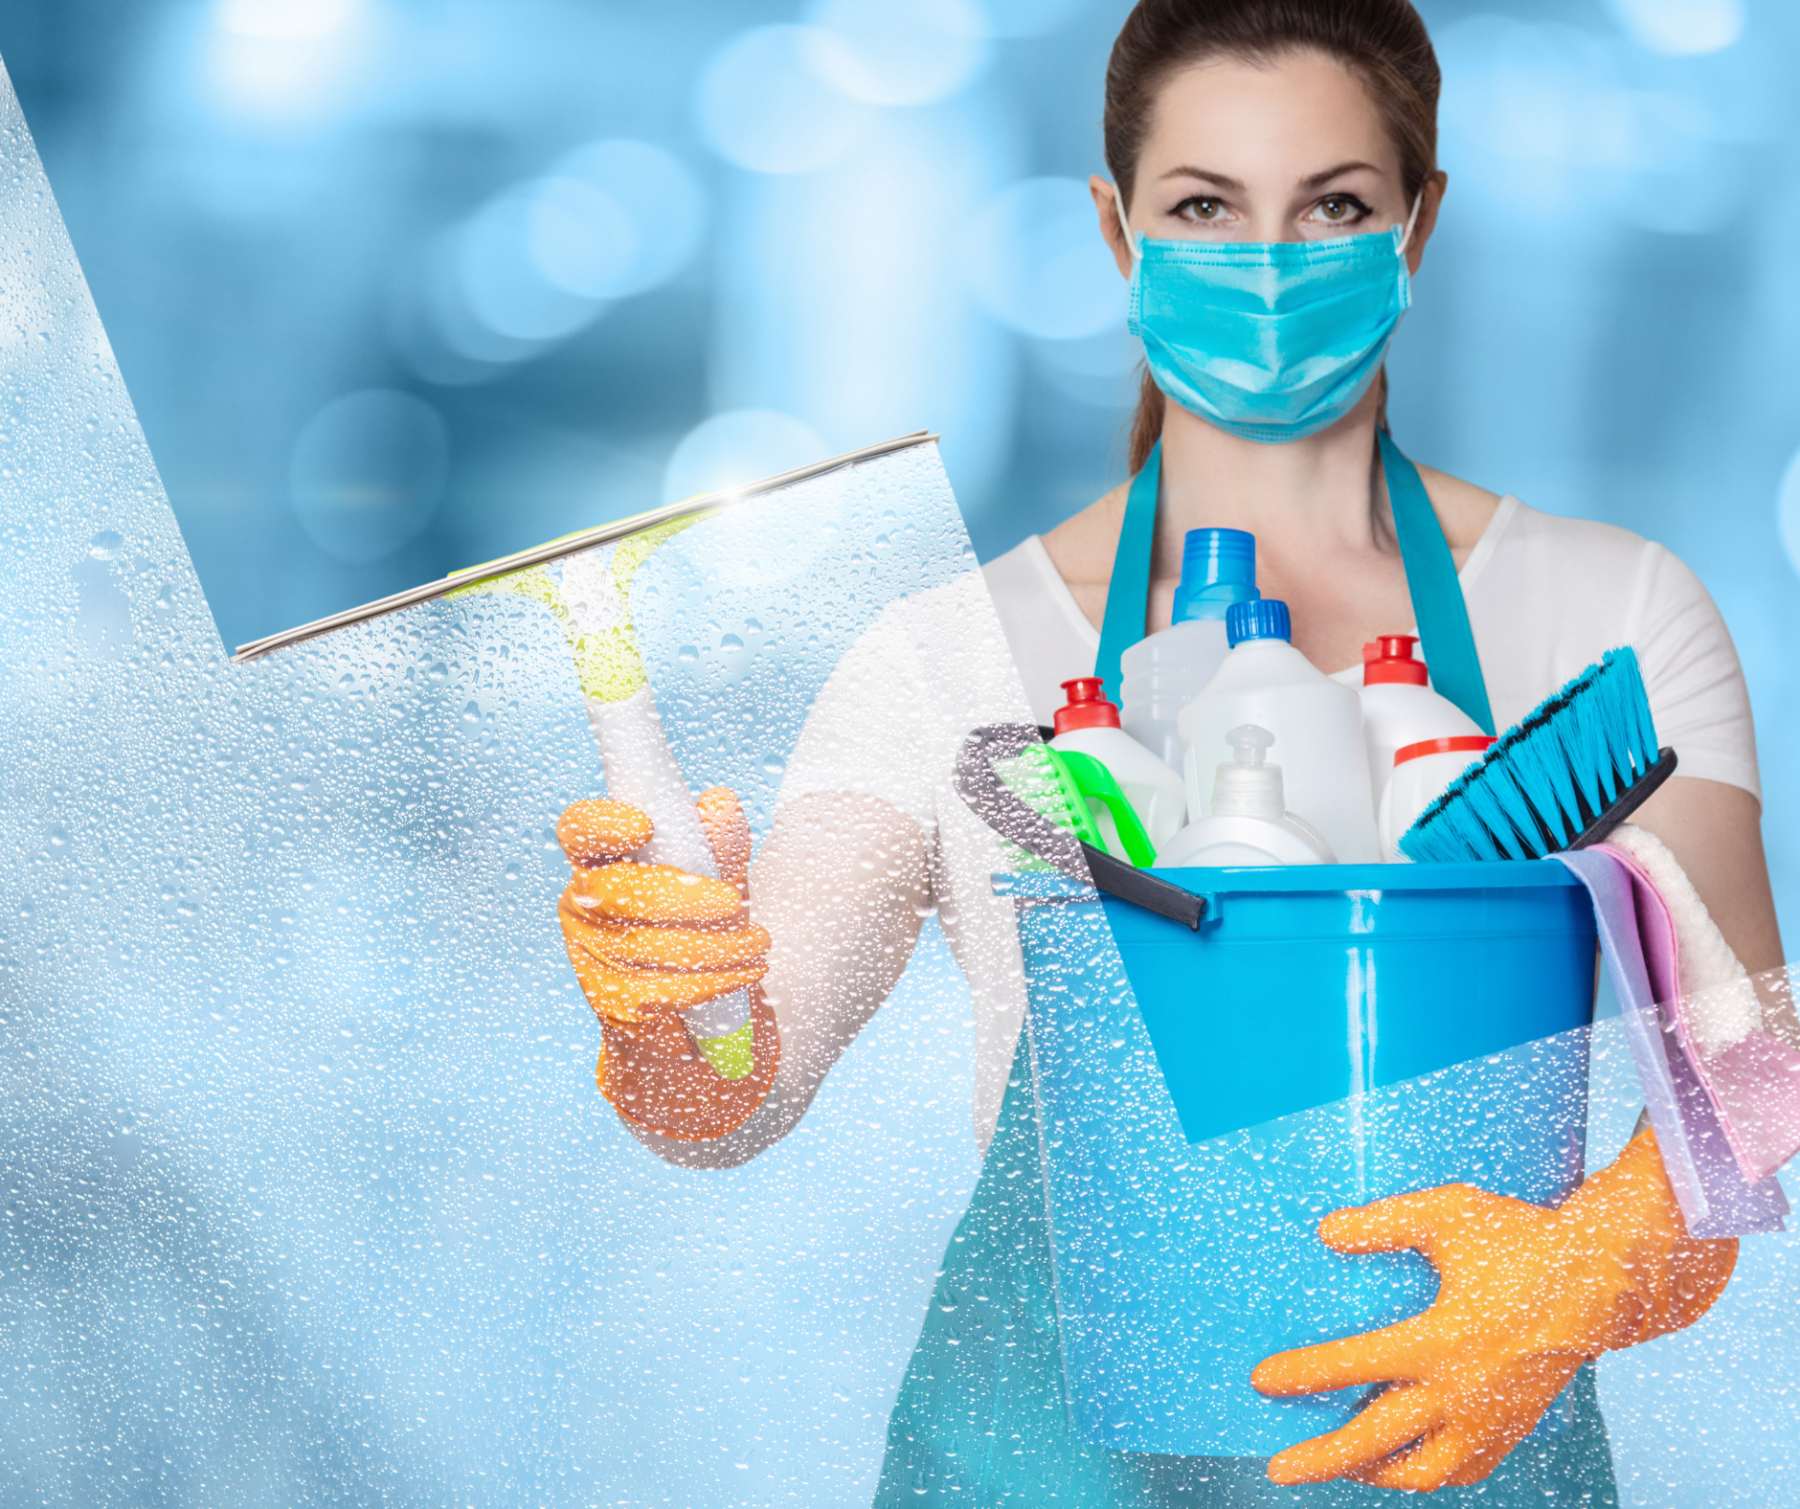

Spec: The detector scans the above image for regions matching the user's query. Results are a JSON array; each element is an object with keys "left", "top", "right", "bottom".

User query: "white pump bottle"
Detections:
[{"left": 1155, "top": 725, "right": 1336, "bottom": 868}]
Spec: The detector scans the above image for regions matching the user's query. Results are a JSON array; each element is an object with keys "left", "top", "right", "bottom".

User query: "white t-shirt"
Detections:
[{"left": 983, "top": 495, "right": 1761, "bottom": 802}]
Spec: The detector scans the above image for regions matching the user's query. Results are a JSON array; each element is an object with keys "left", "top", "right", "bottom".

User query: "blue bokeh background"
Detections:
[{"left": 1, "top": 0, "right": 1795, "bottom": 940}]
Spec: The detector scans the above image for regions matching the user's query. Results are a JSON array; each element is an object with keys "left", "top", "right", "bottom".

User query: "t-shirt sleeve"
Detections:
[{"left": 1629, "top": 543, "right": 1760, "bottom": 803}]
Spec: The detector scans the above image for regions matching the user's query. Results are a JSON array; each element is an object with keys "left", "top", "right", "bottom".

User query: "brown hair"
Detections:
[{"left": 1105, "top": 0, "right": 1441, "bottom": 472}]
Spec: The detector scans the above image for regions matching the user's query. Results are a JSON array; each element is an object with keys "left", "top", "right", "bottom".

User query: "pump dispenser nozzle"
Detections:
[{"left": 1212, "top": 724, "right": 1286, "bottom": 820}]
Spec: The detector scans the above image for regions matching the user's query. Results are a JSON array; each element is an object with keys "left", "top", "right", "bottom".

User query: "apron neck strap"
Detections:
[
  {"left": 1377, "top": 429, "right": 1495, "bottom": 735},
  {"left": 1088, "top": 431, "right": 1494, "bottom": 737},
  {"left": 1093, "top": 439, "right": 1161, "bottom": 702}
]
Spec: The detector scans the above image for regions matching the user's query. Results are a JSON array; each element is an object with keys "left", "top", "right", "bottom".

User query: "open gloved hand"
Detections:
[
  {"left": 557, "top": 789, "right": 780, "bottom": 1142},
  {"left": 1251, "top": 1127, "right": 1737, "bottom": 1491}
]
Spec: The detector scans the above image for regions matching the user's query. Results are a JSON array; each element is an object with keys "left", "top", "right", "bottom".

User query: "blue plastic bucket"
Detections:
[{"left": 997, "top": 860, "right": 1598, "bottom": 1458}]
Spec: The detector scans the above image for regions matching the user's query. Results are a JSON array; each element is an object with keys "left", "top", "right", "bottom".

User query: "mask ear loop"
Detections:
[
  {"left": 1396, "top": 191, "right": 1424, "bottom": 257},
  {"left": 1111, "top": 183, "right": 1141, "bottom": 268}
]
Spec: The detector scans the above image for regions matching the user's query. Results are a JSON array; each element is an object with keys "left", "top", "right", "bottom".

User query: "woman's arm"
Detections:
[{"left": 1633, "top": 775, "right": 1784, "bottom": 974}]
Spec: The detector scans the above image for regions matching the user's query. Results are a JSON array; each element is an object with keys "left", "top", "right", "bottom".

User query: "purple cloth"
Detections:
[
  {"left": 1556, "top": 847, "right": 1787, "bottom": 1238},
  {"left": 1594, "top": 843, "right": 1800, "bottom": 1184}
]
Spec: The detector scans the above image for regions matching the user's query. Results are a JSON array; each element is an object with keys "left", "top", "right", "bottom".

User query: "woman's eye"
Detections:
[
  {"left": 1176, "top": 196, "right": 1225, "bottom": 222},
  {"left": 1312, "top": 194, "right": 1371, "bottom": 223}
]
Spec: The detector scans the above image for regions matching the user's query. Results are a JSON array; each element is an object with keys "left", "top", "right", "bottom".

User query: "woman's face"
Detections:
[{"left": 1091, "top": 48, "right": 1441, "bottom": 275}]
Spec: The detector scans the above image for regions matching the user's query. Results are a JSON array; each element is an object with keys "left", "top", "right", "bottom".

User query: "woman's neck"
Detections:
[
  {"left": 1152, "top": 385, "right": 1389, "bottom": 586},
  {"left": 1037, "top": 379, "right": 1500, "bottom": 673}
]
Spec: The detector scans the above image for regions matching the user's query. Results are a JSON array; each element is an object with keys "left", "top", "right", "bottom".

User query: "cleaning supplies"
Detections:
[
  {"left": 1155, "top": 725, "right": 1335, "bottom": 868},
  {"left": 1176, "top": 600, "right": 1380, "bottom": 864},
  {"left": 1120, "top": 528, "right": 1260, "bottom": 767},
  {"left": 1379, "top": 735, "right": 1494, "bottom": 862},
  {"left": 1050, "top": 678, "right": 1186, "bottom": 856},
  {"left": 1400, "top": 646, "right": 1678, "bottom": 863},
  {"left": 1358, "top": 634, "right": 1485, "bottom": 812}
]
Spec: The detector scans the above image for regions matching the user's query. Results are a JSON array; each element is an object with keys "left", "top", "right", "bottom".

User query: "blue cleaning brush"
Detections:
[{"left": 1400, "top": 646, "right": 1678, "bottom": 863}]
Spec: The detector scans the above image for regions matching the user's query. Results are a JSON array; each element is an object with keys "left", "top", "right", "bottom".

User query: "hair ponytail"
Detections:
[{"left": 1105, "top": 0, "right": 1439, "bottom": 473}]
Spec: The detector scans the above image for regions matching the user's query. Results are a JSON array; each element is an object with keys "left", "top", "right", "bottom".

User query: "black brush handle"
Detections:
[
  {"left": 1080, "top": 843, "right": 1207, "bottom": 931},
  {"left": 1569, "top": 747, "right": 1679, "bottom": 851}
]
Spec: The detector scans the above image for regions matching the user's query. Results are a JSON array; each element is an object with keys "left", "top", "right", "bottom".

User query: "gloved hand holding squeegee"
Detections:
[
  {"left": 557, "top": 790, "right": 779, "bottom": 1143},
  {"left": 457, "top": 518, "right": 782, "bottom": 1141}
]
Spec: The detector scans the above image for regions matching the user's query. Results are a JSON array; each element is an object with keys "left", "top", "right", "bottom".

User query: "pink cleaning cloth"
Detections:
[{"left": 1603, "top": 829, "right": 1800, "bottom": 1185}]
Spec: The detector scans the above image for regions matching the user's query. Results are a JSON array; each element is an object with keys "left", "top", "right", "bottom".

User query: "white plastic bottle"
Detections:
[
  {"left": 1049, "top": 677, "right": 1187, "bottom": 853},
  {"left": 1379, "top": 735, "right": 1495, "bottom": 862},
  {"left": 1156, "top": 725, "right": 1335, "bottom": 868},
  {"left": 1176, "top": 600, "right": 1380, "bottom": 865},
  {"left": 1358, "top": 634, "right": 1485, "bottom": 813},
  {"left": 1120, "top": 528, "right": 1259, "bottom": 768}
]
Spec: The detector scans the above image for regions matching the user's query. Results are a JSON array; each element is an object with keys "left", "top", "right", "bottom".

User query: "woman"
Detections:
[
  {"left": 958, "top": 0, "right": 1777, "bottom": 1496},
  {"left": 561, "top": 0, "right": 1777, "bottom": 1498}
]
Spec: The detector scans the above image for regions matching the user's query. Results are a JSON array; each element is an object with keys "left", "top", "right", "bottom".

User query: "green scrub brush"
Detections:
[
  {"left": 954, "top": 724, "right": 1205, "bottom": 930},
  {"left": 1400, "top": 646, "right": 1678, "bottom": 863}
]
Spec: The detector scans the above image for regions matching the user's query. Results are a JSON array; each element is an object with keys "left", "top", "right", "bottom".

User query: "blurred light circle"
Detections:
[
  {"left": 405, "top": 234, "right": 547, "bottom": 380},
  {"left": 290, "top": 390, "right": 449, "bottom": 565},
  {"left": 662, "top": 409, "right": 829, "bottom": 506},
  {"left": 1607, "top": 0, "right": 1744, "bottom": 56},
  {"left": 215, "top": 0, "right": 356, "bottom": 40},
  {"left": 805, "top": 0, "right": 989, "bottom": 107},
  {"left": 526, "top": 178, "right": 638, "bottom": 300},
  {"left": 206, "top": 0, "right": 368, "bottom": 120},
  {"left": 966, "top": 177, "right": 1125, "bottom": 341},
  {"left": 972, "top": 0, "right": 1086, "bottom": 39},
  {"left": 1778, "top": 444, "right": 1800, "bottom": 581},
  {"left": 696, "top": 25, "right": 876, "bottom": 175},
  {"left": 1441, "top": 19, "right": 1629, "bottom": 169},
  {"left": 544, "top": 139, "right": 706, "bottom": 296},
  {"left": 458, "top": 186, "right": 604, "bottom": 342}
]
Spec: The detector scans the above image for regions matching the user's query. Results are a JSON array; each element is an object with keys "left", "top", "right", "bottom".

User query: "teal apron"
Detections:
[{"left": 873, "top": 437, "right": 1617, "bottom": 1507}]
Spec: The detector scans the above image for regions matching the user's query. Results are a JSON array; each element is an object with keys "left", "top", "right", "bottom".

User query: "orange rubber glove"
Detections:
[
  {"left": 1252, "top": 1128, "right": 1737, "bottom": 1491},
  {"left": 557, "top": 789, "right": 779, "bottom": 1142}
]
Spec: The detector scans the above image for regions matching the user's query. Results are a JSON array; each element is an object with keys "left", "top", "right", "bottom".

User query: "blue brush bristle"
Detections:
[{"left": 1400, "top": 647, "right": 1662, "bottom": 863}]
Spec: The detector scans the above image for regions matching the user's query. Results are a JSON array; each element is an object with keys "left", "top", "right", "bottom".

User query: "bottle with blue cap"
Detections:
[
  {"left": 1174, "top": 598, "right": 1381, "bottom": 864},
  {"left": 1119, "top": 528, "right": 1260, "bottom": 768}
]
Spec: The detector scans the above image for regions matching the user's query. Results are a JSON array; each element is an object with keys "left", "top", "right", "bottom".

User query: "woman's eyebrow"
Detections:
[
  {"left": 1299, "top": 160, "right": 1382, "bottom": 188},
  {"left": 1157, "top": 166, "right": 1247, "bottom": 191}
]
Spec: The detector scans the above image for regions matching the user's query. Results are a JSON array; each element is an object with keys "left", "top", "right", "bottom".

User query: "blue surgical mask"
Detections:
[{"left": 1118, "top": 188, "right": 1420, "bottom": 444}]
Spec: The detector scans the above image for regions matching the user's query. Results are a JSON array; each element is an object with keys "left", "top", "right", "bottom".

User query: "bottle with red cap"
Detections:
[
  {"left": 1357, "top": 634, "right": 1485, "bottom": 814},
  {"left": 1049, "top": 677, "right": 1187, "bottom": 857},
  {"left": 1379, "top": 733, "right": 1496, "bottom": 862}
]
